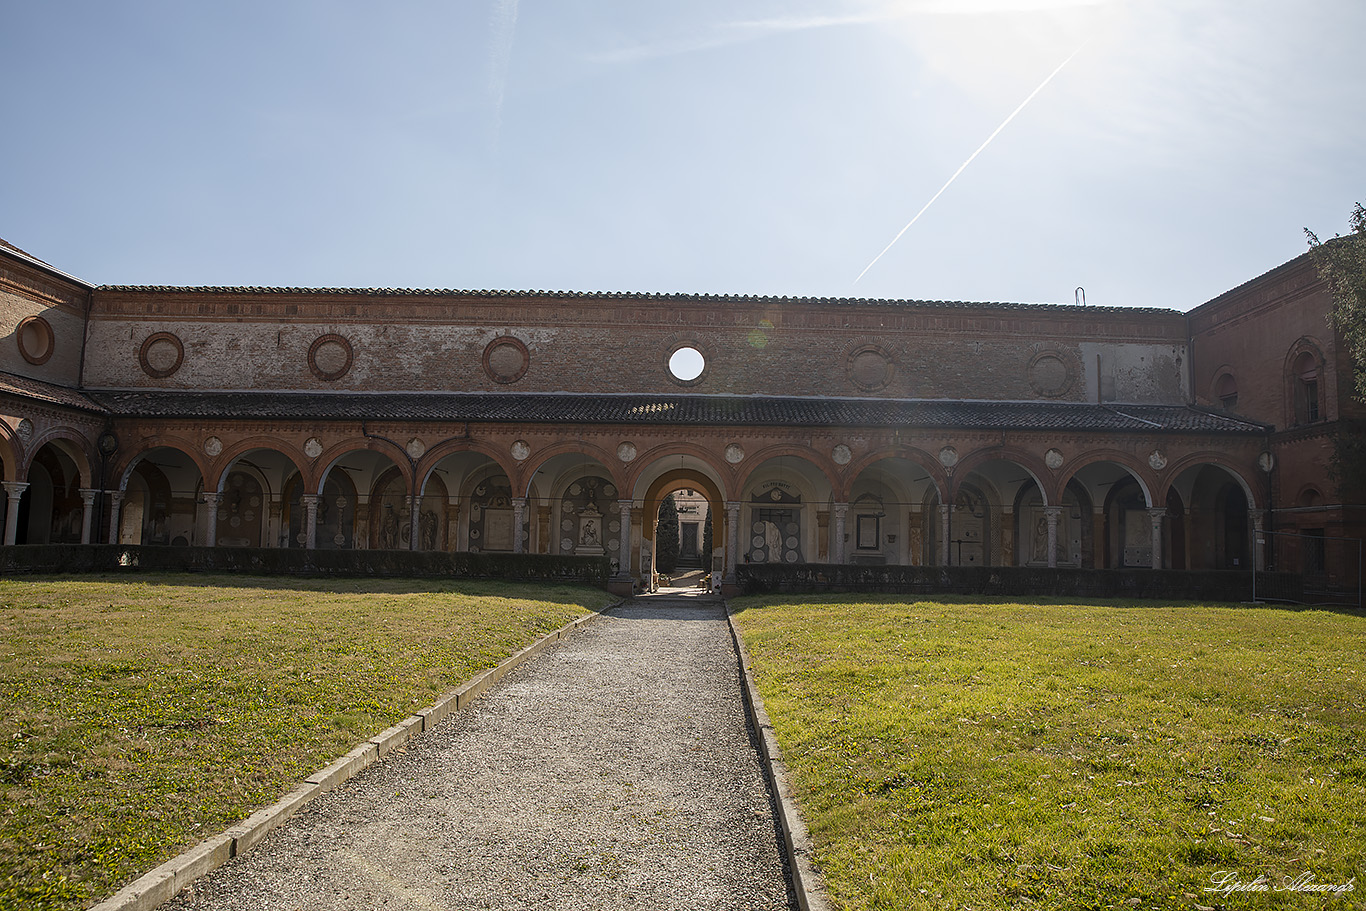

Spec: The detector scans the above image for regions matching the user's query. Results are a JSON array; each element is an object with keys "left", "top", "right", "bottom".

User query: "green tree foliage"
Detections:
[
  {"left": 655, "top": 494, "right": 680, "bottom": 574},
  {"left": 1307, "top": 202, "right": 1366, "bottom": 400}
]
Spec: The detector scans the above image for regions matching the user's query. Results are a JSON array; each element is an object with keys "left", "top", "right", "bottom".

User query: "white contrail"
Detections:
[
  {"left": 488, "top": 0, "right": 520, "bottom": 141},
  {"left": 854, "top": 41, "right": 1089, "bottom": 285}
]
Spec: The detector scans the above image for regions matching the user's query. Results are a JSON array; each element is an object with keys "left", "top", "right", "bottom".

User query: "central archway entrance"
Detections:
[{"left": 641, "top": 468, "right": 725, "bottom": 592}]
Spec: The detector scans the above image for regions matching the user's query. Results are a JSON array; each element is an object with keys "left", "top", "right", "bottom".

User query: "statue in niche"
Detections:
[
  {"left": 381, "top": 508, "right": 399, "bottom": 549},
  {"left": 1032, "top": 516, "right": 1049, "bottom": 563},
  {"left": 581, "top": 519, "right": 599, "bottom": 547},
  {"left": 420, "top": 510, "right": 437, "bottom": 550}
]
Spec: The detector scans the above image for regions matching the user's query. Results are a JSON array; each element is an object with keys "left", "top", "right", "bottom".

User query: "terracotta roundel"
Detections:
[
  {"left": 139, "top": 331, "right": 185, "bottom": 378},
  {"left": 308, "top": 334, "right": 354, "bottom": 381},
  {"left": 483, "top": 336, "right": 529, "bottom": 384},
  {"left": 846, "top": 343, "right": 893, "bottom": 392},
  {"left": 1027, "top": 350, "right": 1076, "bottom": 398},
  {"left": 17, "top": 316, "right": 55, "bottom": 366}
]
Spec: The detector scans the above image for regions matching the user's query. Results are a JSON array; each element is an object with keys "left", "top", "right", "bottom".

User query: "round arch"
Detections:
[
  {"left": 840, "top": 445, "right": 947, "bottom": 503},
  {"left": 23, "top": 428, "right": 96, "bottom": 488}
]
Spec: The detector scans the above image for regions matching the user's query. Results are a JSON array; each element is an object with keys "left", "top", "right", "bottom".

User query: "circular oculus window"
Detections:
[
  {"left": 17, "top": 316, "right": 55, "bottom": 365},
  {"left": 668, "top": 346, "right": 706, "bottom": 384},
  {"left": 139, "top": 332, "right": 185, "bottom": 378},
  {"left": 308, "top": 333, "right": 354, "bottom": 381},
  {"left": 482, "top": 336, "right": 530, "bottom": 384}
]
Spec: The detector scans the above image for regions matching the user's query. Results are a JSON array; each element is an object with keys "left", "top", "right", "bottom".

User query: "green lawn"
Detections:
[
  {"left": 0, "top": 574, "right": 612, "bottom": 911},
  {"left": 731, "top": 596, "right": 1366, "bottom": 911}
]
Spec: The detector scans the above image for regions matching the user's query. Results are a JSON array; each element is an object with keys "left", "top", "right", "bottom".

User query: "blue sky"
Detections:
[{"left": 2, "top": 0, "right": 1362, "bottom": 309}]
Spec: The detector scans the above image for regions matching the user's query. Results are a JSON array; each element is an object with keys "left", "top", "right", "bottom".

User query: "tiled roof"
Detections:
[
  {"left": 84, "top": 390, "right": 1269, "bottom": 434},
  {"left": 0, "top": 372, "right": 108, "bottom": 413},
  {"left": 95, "top": 284, "right": 1176, "bottom": 316}
]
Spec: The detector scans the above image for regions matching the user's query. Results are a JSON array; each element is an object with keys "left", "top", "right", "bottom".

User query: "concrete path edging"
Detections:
[
  {"left": 725, "top": 603, "right": 831, "bottom": 911},
  {"left": 86, "top": 603, "right": 619, "bottom": 911}
]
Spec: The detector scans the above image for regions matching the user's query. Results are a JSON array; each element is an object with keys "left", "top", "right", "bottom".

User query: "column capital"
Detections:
[
  {"left": 105, "top": 489, "right": 125, "bottom": 504},
  {"left": 300, "top": 493, "right": 321, "bottom": 505},
  {"left": 3, "top": 480, "right": 31, "bottom": 496},
  {"left": 1043, "top": 505, "right": 1064, "bottom": 519},
  {"left": 79, "top": 488, "right": 99, "bottom": 504},
  {"left": 1146, "top": 507, "right": 1168, "bottom": 519},
  {"left": 202, "top": 492, "right": 224, "bottom": 506},
  {"left": 831, "top": 502, "right": 849, "bottom": 518}
]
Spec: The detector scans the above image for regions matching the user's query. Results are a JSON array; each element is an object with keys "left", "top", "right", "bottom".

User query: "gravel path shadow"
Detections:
[{"left": 165, "top": 596, "right": 797, "bottom": 911}]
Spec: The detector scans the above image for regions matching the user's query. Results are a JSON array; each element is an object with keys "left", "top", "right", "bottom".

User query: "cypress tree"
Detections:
[{"left": 656, "top": 493, "right": 681, "bottom": 574}]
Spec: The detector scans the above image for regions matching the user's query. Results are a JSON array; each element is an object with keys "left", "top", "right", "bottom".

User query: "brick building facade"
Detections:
[{"left": 2, "top": 238, "right": 1361, "bottom": 594}]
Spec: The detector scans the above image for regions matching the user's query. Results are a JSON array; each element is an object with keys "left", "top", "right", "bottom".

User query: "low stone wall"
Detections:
[
  {"left": 736, "top": 563, "right": 1318, "bottom": 604},
  {"left": 0, "top": 545, "right": 612, "bottom": 586}
]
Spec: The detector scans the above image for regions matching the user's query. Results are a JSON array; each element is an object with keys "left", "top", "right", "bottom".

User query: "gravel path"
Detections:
[{"left": 164, "top": 595, "right": 796, "bottom": 911}]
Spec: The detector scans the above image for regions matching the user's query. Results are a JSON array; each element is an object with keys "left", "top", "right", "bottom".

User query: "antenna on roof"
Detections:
[{"left": 1075, "top": 287, "right": 1086, "bottom": 306}]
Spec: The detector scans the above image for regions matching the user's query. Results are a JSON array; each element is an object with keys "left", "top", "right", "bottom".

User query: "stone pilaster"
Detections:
[
  {"left": 831, "top": 503, "right": 849, "bottom": 565},
  {"left": 938, "top": 503, "right": 950, "bottom": 566},
  {"left": 79, "top": 489, "right": 98, "bottom": 545},
  {"left": 105, "top": 489, "right": 124, "bottom": 545},
  {"left": 302, "top": 494, "right": 319, "bottom": 550},
  {"left": 1044, "top": 506, "right": 1063, "bottom": 569},
  {"left": 725, "top": 501, "right": 741, "bottom": 582},
  {"left": 1148, "top": 507, "right": 1167, "bottom": 570},
  {"left": 3, "top": 482, "right": 29, "bottom": 546},
  {"left": 202, "top": 493, "right": 223, "bottom": 548},
  {"left": 512, "top": 498, "right": 526, "bottom": 554}
]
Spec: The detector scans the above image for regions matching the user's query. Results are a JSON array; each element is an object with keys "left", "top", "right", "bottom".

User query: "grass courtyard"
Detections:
[
  {"left": 0, "top": 574, "right": 611, "bottom": 911},
  {"left": 730, "top": 596, "right": 1366, "bottom": 911}
]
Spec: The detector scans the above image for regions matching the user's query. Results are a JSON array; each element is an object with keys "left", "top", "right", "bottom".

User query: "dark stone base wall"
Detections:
[
  {"left": 737, "top": 563, "right": 1356, "bottom": 606},
  {"left": 0, "top": 545, "right": 611, "bottom": 586}
]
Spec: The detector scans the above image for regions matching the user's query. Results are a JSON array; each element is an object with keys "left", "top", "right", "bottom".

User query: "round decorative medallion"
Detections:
[
  {"left": 204, "top": 436, "right": 223, "bottom": 456},
  {"left": 1027, "top": 350, "right": 1076, "bottom": 398},
  {"left": 482, "top": 336, "right": 530, "bottom": 384},
  {"left": 406, "top": 438, "right": 426, "bottom": 460},
  {"left": 98, "top": 431, "right": 119, "bottom": 455},
  {"left": 16, "top": 316, "right": 55, "bottom": 366},
  {"left": 725, "top": 443, "right": 745, "bottom": 464},
  {"left": 139, "top": 332, "right": 185, "bottom": 378},
  {"left": 510, "top": 440, "right": 531, "bottom": 461},
  {"left": 617, "top": 441, "right": 637, "bottom": 463},
  {"left": 1148, "top": 449, "right": 1168, "bottom": 471},
  {"left": 16, "top": 418, "right": 34, "bottom": 443},
  {"left": 938, "top": 446, "right": 958, "bottom": 468},
  {"left": 831, "top": 443, "right": 852, "bottom": 465},
  {"left": 1258, "top": 451, "right": 1276, "bottom": 473},
  {"left": 308, "top": 334, "right": 354, "bottom": 381},
  {"left": 1045, "top": 448, "right": 1064, "bottom": 470},
  {"left": 304, "top": 437, "right": 324, "bottom": 459},
  {"left": 846, "top": 344, "right": 893, "bottom": 392}
]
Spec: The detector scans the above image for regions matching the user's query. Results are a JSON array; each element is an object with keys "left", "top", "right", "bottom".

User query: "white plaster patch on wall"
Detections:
[{"left": 1080, "top": 342, "right": 1188, "bottom": 405}]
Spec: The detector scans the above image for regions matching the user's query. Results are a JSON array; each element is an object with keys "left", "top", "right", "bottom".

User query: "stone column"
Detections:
[
  {"left": 268, "top": 499, "right": 283, "bottom": 548},
  {"left": 79, "top": 489, "right": 98, "bottom": 545},
  {"left": 1092, "top": 508, "right": 1107, "bottom": 569},
  {"left": 302, "top": 495, "right": 319, "bottom": 550},
  {"left": 512, "top": 498, "right": 526, "bottom": 554},
  {"left": 1251, "top": 512, "right": 1265, "bottom": 572},
  {"left": 106, "top": 489, "right": 124, "bottom": 545},
  {"left": 725, "top": 501, "right": 741, "bottom": 582},
  {"left": 1147, "top": 507, "right": 1166, "bottom": 570},
  {"left": 408, "top": 496, "right": 421, "bottom": 551},
  {"left": 938, "top": 503, "right": 950, "bottom": 566},
  {"left": 3, "top": 482, "right": 29, "bottom": 546},
  {"left": 831, "top": 503, "right": 849, "bottom": 564},
  {"left": 1044, "top": 506, "right": 1062, "bottom": 569},
  {"left": 616, "top": 500, "right": 633, "bottom": 578},
  {"left": 202, "top": 493, "right": 223, "bottom": 548}
]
